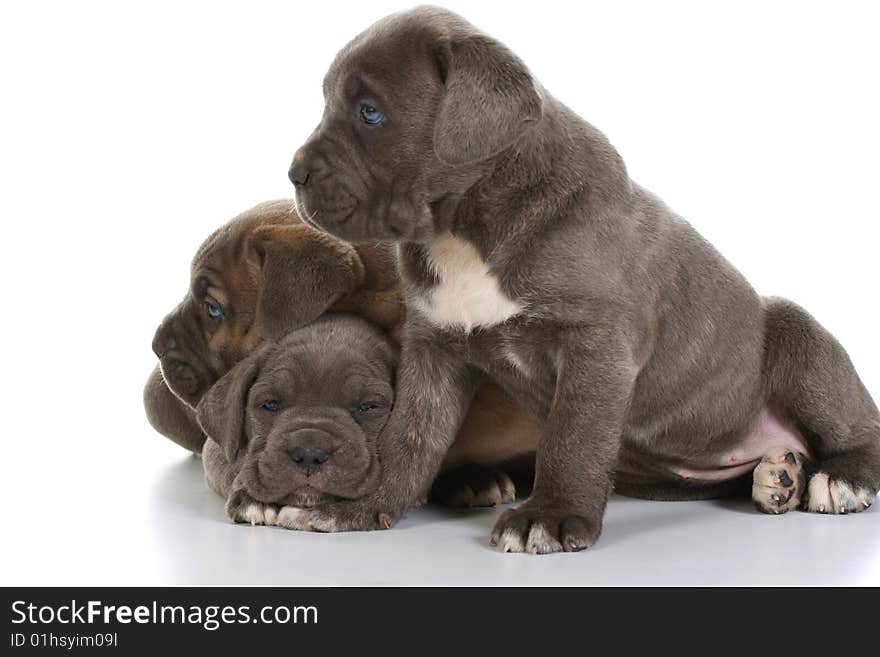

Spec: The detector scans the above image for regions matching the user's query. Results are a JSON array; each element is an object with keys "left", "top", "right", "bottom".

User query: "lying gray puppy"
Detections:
[
  {"left": 196, "top": 314, "right": 396, "bottom": 525},
  {"left": 285, "top": 6, "right": 880, "bottom": 552}
]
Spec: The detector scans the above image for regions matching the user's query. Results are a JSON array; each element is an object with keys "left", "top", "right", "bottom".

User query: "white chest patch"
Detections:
[{"left": 413, "top": 233, "right": 523, "bottom": 332}]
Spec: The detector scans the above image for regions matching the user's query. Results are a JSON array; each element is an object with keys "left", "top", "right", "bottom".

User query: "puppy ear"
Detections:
[
  {"left": 143, "top": 365, "right": 206, "bottom": 454},
  {"left": 196, "top": 350, "right": 262, "bottom": 463},
  {"left": 433, "top": 34, "right": 543, "bottom": 166},
  {"left": 252, "top": 224, "right": 365, "bottom": 340}
]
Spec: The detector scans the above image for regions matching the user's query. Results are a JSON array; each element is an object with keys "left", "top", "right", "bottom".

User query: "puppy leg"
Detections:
[
  {"left": 752, "top": 447, "right": 806, "bottom": 514},
  {"left": 763, "top": 298, "right": 880, "bottom": 514},
  {"left": 491, "top": 328, "right": 635, "bottom": 554}
]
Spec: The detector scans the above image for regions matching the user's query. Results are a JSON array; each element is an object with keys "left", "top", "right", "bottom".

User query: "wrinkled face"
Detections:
[
  {"left": 152, "top": 241, "right": 260, "bottom": 408},
  {"left": 151, "top": 205, "right": 367, "bottom": 410},
  {"left": 289, "top": 25, "right": 447, "bottom": 243},
  {"left": 289, "top": 9, "right": 542, "bottom": 245},
  {"left": 200, "top": 317, "right": 397, "bottom": 506}
]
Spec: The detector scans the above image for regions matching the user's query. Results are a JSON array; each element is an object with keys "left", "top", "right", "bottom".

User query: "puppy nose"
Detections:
[
  {"left": 288, "top": 446, "right": 330, "bottom": 470},
  {"left": 152, "top": 325, "right": 177, "bottom": 358},
  {"left": 288, "top": 162, "right": 310, "bottom": 187}
]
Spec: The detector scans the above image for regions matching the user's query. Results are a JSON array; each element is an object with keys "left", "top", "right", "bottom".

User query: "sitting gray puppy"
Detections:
[
  {"left": 196, "top": 314, "right": 396, "bottom": 526},
  {"left": 284, "top": 6, "right": 880, "bottom": 552}
]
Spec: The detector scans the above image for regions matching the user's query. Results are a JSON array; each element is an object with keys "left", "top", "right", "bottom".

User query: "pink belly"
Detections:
[{"left": 670, "top": 405, "right": 813, "bottom": 482}]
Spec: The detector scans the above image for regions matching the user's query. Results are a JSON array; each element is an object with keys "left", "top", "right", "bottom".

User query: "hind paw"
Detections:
[
  {"left": 752, "top": 447, "right": 806, "bottom": 514},
  {"left": 430, "top": 464, "right": 517, "bottom": 508},
  {"left": 804, "top": 473, "right": 875, "bottom": 514}
]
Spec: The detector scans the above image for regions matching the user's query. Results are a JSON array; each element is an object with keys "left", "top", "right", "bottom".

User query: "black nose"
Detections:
[
  {"left": 288, "top": 446, "right": 330, "bottom": 471},
  {"left": 152, "top": 324, "right": 177, "bottom": 358},
  {"left": 288, "top": 162, "right": 310, "bottom": 186}
]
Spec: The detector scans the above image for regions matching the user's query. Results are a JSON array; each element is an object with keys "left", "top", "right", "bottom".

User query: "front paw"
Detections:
[
  {"left": 225, "top": 490, "right": 279, "bottom": 526},
  {"left": 275, "top": 500, "right": 398, "bottom": 533},
  {"left": 490, "top": 501, "right": 600, "bottom": 554}
]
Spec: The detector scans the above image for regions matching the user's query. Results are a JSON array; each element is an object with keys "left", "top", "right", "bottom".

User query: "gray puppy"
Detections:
[
  {"left": 285, "top": 6, "right": 880, "bottom": 552},
  {"left": 197, "top": 314, "right": 396, "bottom": 526}
]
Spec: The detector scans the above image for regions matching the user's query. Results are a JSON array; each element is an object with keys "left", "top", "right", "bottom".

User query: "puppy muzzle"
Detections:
[
  {"left": 251, "top": 423, "right": 372, "bottom": 504},
  {"left": 291, "top": 139, "right": 434, "bottom": 243},
  {"left": 152, "top": 311, "right": 216, "bottom": 407}
]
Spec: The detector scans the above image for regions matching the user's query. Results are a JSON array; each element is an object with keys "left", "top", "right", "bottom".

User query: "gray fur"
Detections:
[
  {"left": 196, "top": 314, "right": 397, "bottom": 521},
  {"left": 286, "top": 7, "right": 880, "bottom": 549}
]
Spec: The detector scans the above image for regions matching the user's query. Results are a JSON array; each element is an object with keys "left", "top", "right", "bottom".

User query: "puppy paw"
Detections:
[
  {"left": 225, "top": 491, "right": 278, "bottom": 526},
  {"left": 275, "top": 506, "right": 321, "bottom": 531},
  {"left": 803, "top": 473, "right": 875, "bottom": 514},
  {"left": 275, "top": 499, "right": 396, "bottom": 533},
  {"left": 430, "top": 464, "right": 517, "bottom": 508},
  {"left": 752, "top": 447, "right": 806, "bottom": 514},
  {"left": 489, "top": 502, "right": 599, "bottom": 554}
]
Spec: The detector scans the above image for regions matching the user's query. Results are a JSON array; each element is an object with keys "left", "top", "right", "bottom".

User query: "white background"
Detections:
[{"left": 1, "top": 0, "right": 878, "bottom": 585}]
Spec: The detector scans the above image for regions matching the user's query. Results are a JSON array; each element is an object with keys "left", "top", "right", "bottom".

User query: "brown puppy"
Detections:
[{"left": 145, "top": 199, "right": 541, "bottom": 505}]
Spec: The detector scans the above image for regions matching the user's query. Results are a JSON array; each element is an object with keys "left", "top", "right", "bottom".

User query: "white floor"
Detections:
[{"left": 10, "top": 437, "right": 880, "bottom": 586}]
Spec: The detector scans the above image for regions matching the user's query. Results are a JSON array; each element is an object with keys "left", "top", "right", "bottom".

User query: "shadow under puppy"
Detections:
[
  {"left": 197, "top": 314, "right": 396, "bottom": 526},
  {"left": 145, "top": 200, "right": 540, "bottom": 507}
]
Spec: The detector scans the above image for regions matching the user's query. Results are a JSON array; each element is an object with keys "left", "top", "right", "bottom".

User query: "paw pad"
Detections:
[{"left": 752, "top": 447, "right": 805, "bottom": 514}]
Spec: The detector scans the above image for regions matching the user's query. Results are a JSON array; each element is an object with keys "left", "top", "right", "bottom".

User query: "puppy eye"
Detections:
[
  {"left": 205, "top": 300, "right": 224, "bottom": 320},
  {"left": 359, "top": 104, "right": 385, "bottom": 126},
  {"left": 261, "top": 400, "right": 281, "bottom": 412},
  {"left": 354, "top": 402, "right": 380, "bottom": 413}
]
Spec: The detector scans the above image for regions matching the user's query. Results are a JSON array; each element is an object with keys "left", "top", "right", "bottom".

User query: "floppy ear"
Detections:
[
  {"left": 143, "top": 365, "right": 206, "bottom": 454},
  {"left": 196, "top": 350, "right": 261, "bottom": 463},
  {"left": 433, "top": 33, "right": 543, "bottom": 166},
  {"left": 252, "top": 224, "right": 365, "bottom": 340}
]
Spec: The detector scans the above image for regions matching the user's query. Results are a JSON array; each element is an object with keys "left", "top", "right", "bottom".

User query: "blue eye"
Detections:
[
  {"left": 261, "top": 400, "right": 281, "bottom": 412},
  {"left": 205, "top": 300, "right": 224, "bottom": 320},
  {"left": 359, "top": 104, "right": 384, "bottom": 125}
]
